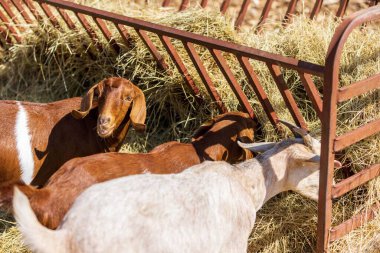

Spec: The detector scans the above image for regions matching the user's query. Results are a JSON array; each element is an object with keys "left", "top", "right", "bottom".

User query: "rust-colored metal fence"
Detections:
[
  {"left": 0, "top": 0, "right": 379, "bottom": 252},
  {"left": 318, "top": 7, "right": 380, "bottom": 251}
]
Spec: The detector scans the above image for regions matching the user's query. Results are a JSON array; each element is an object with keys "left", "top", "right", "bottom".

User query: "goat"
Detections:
[
  {"left": 0, "top": 77, "right": 146, "bottom": 188},
  {"left": 13, "top": 121, "right": 342, "bottom": 253},
  {"left": 3, "top": 111, "right": 255, "bottom": 228}
]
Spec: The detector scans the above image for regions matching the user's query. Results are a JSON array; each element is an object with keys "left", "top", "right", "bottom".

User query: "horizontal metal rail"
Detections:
[
  {"left": 338, "top": 73, "right": 380, "bottom": 102},
  {"left": 329, "top": 202, "right": 380, "bottom": 242},
  {"left": 334, "top": 118, "right": 380, "bottom": 152},
  {"left": 332, "top": 164, "right": 380, "bottom": 199}
]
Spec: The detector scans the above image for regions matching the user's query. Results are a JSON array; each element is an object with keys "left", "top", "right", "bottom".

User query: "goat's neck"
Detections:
[
  {"left": 102, "top": 120, "right": 131, "bottom": 152},
  {"left": 234, "top": 150, "right": 290, "bottom": 210}
]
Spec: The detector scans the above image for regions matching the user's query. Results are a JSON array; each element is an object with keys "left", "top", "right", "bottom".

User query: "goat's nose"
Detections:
[{"left": 99, "top": 116, "right": 111, "bottom": 125}]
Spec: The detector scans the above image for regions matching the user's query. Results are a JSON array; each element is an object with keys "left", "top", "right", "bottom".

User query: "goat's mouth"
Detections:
[{"left": 97, "top": 125, "right": 115, "bottom": 138}]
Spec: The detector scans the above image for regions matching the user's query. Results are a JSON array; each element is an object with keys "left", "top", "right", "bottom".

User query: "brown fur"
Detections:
[
  {"left": 6, "top": 112, "right": 256, "bottom": 229},
  {"left": 0, "top": 77, "right": 146, "bottom": 187}
]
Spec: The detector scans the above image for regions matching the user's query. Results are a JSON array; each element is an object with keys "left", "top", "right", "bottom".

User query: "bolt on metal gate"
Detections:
[{"left": 0, "top": 0, "right": 379, "bottom": 252}]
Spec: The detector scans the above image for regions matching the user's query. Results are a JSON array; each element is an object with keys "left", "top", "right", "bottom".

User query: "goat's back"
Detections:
[{"left": 56, "top": 162, "right": 256, "bottom": 253}]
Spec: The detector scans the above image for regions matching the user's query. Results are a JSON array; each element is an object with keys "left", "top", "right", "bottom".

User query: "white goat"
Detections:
[{"left": 13, "top": 121, "right": 341, "bottom": 253}]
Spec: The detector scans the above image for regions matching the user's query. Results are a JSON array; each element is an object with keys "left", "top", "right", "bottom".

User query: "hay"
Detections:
[
  {"left": 0, "top": 5, "right": 379, "bottom": 253},
  {"left": 0, "top": 211, "right": 30, "bottom": 253}
]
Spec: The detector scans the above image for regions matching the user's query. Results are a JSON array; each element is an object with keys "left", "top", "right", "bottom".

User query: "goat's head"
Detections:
[
  {"left": 71, "top": 77, "right": 146, "bottom": 138},
  {"left": 191, "top": 112, "right": 257, "bottom": 163},
  {"left": 238, "top": 120, "right": 342, "bottom": 201}
]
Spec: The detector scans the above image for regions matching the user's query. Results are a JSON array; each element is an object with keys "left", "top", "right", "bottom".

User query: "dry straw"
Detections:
[{"left": 0, "top": 3, "right": 379, "bottom": 253}]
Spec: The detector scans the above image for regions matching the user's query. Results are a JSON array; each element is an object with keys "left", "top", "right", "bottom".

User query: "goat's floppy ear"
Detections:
[
  {"left": 72, "top": 82, "right": 103, "bottom": 119},
  {"left": 130, "top": 86, "right": 146, "bottom": 133},
  {"left": 237, "top": 141, "right": 277, "bottom": 153},
  {"left": 191, "top": 119, "right": 216, "bottom": 141}
]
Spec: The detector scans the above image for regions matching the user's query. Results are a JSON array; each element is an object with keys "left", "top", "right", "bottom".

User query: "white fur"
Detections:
[
  {"left": 13, "top": 135, "right": 324, "bottom": 253},
  {"left": 15, "top": 102, "right": 34, "bottom": 184},
  {"left": 12, "top": 188, "right": 71, "bottom": 253}
]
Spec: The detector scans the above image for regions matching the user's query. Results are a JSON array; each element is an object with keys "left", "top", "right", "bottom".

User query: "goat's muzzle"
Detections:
[{"left": 97, "top": 116, "right": 115, "bottom": 138}]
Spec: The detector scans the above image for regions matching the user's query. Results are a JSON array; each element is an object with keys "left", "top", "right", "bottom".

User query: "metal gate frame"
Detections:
[{"left": 0, "top": 1, "right": 379, "bottom": 252}]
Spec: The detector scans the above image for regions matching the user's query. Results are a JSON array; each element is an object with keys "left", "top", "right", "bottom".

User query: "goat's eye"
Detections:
[{"left": 124, "top": 96, "right": 132, "bottom": 102}]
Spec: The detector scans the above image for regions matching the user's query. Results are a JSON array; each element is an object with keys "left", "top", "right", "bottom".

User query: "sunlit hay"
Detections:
[
  {"left": 67, "top": 0, "right": 372, "bottom": 32},
  {"left": 0, "top": 211, "right": 30, "bottom": 253},
  {"left": 0, "top": 227, "right": 30, "bottom": 253},
  {"left": 0, "top": 7, "right": 379, "bottom": 253}
]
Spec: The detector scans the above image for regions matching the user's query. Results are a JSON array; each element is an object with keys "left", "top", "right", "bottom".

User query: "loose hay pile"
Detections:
[{"left": 0, "top": 5, "right": 379, "bottom": 253}]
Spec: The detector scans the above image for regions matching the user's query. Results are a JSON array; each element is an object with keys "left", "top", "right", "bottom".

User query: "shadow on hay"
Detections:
[{"left": 0, "top": 211, "right": 15, "bottom": 234}]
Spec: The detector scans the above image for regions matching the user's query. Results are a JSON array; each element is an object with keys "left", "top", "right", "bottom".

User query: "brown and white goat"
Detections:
[
  {"left": 0, "top": 77, "right": 146, "bottom": 188},
  {"left": 12, "top": 121, "right": 342, "bottom": 253},
  {"left": 4, "top": 111, "right": 256, "bottom": 229}
]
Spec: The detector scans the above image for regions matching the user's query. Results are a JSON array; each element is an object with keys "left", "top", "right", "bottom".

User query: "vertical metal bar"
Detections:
[
  {"left": 162, "top": 0, "right": 170, "bottom": 7},
  {"left": 317, "top": 85, "right": 337, "bottom": 251},
  {"left": 336, "top": 0, "right": 350, "bottom": 17},
  {"left": 200, "top": 0, "right": 208, "bottom": 8},
  {"left": 238, "top": 56, "right": 279, "bottom": 128},
  {"left": 9, "top": 0, "right": 33, "bottom": 24},
  {"left": 135, "top": 28, "right": 169, "bottom": 70},
  {"left": 220, "top": 0, "right": 231, "bottom": 14},
  {"left": 267, "top": 63, "right": 308, "bottom": 129},
  {"left": 0, "top": 9, "right": 21, "bottom": 42},
  {"left": 56, "top": 8, "right": 76, "bottom": 29},
  {"left": 283, "top": 0, "right": 299, "bottom": 24},
  {"left": 317, "top": 28, "right": 342, "bottom": 253},
  {"left": 38, "top": 2, "right": 61, "bottom": 28},
  {"left": 93, "top": 17, "right": 120, "bottom": 53},
  {"left": 182, "top": 41, "right": 227, "bottom": 113},
  {"left": 114, "top": 23, "right": 132, "bottom": 48},
  {"left": 257, "top": 0, "right": 274, "bottom": 31},
  {"left": 209, "top": 49, "right": 255, "bottom": 119},
  {"left": 75, "top": 12, "right": 103, "bottom": 52},
  {"left": 179, "top": 0, "right": 190, "bottom": 11},
  {"left": 159, "top": 35, "right": 202, "bottom": 101},
  {"left": 234, "top": 0, "right": 251, "bottom": 29},
  {"left": 23, "top": 0, "right": 43, "bottom": 22},
  {"left": 310, "top": 0, "right": 324, "bottom": 19},
  {"left": 298, "top": 71, "right": 323, "bottom": 119}
]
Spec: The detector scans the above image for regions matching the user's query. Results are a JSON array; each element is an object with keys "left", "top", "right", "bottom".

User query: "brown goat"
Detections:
[
  {"left": 4, "top": 111, "right": 256, "bottom": 229},
  {"left": 0, "top": 77, "right": 146, "bottom": 188}
]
